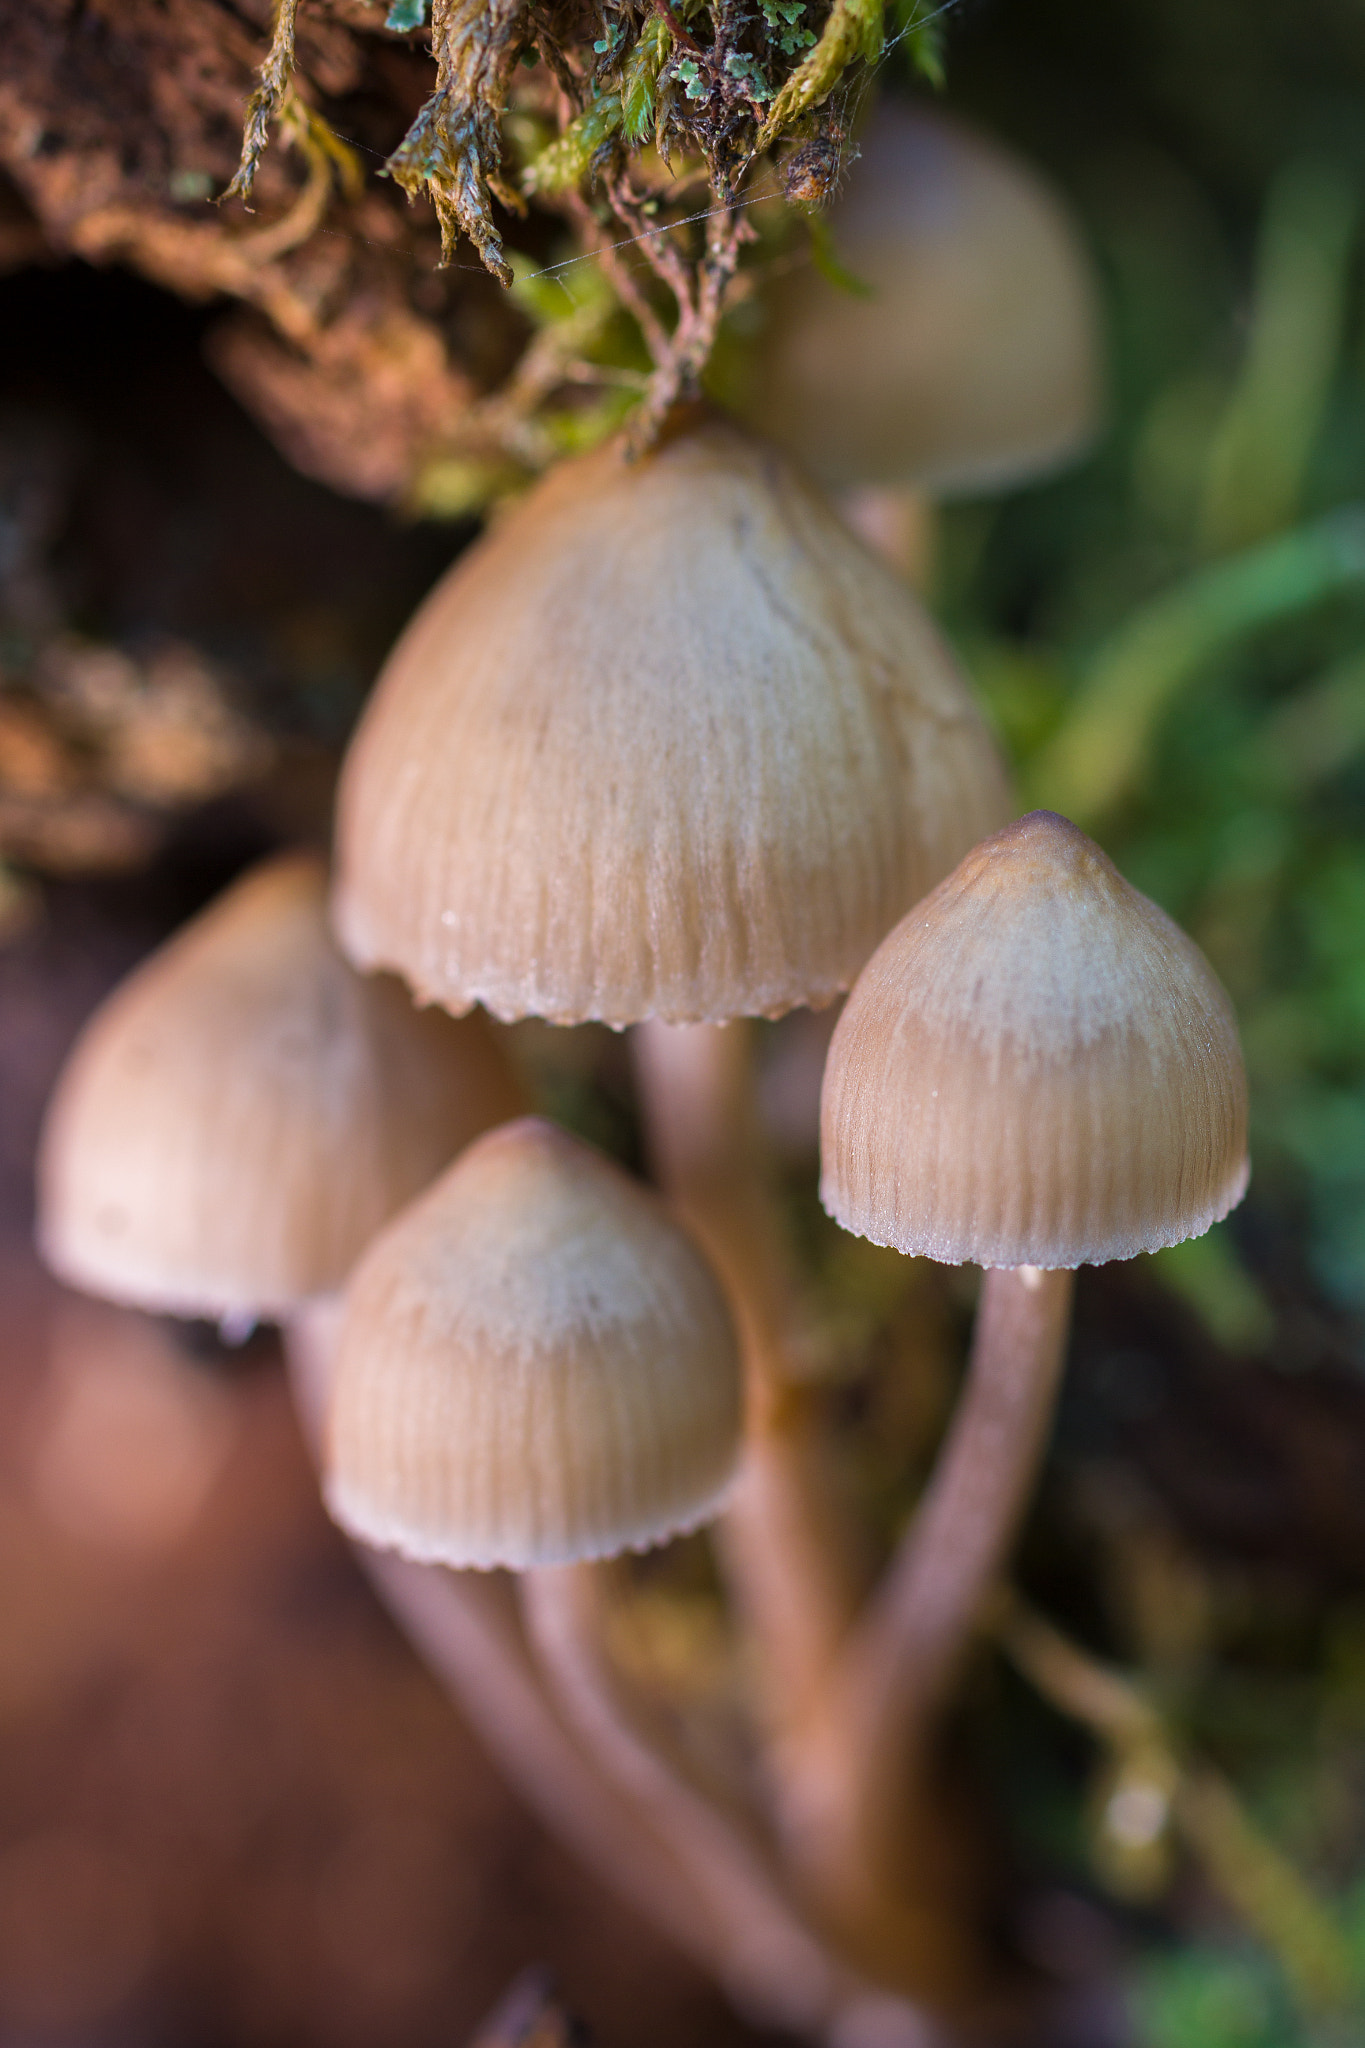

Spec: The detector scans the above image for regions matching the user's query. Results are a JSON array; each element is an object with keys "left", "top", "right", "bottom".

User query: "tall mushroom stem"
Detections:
[
  {"left": 834, "top": 486, "right": 937, "bottom": 591},
  {"left": 787, "top": 1266, "right": 1074, "bottom": 1917},
  {"left": 632, "top": 1020, "right": 862, "bottom": 1736},
  {"left": 368, "top": 1557, "right": 722, "bottom": 1963},
  {"left": 519, "top": 1564, "right": 924, "bottom": 2041}
]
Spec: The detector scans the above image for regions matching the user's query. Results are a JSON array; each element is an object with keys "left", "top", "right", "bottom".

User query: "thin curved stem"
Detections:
[
  {"left": 522, "top": 1564, "right": 905, "bottom": 2038},
  {"left": 370, "top": 1554, "right": 723, "bottom": 1968},
  {"left": 789, "top": 1267, "right": 1074, "bottom": 1910},
  {"left": 834, "top": 486, "right": 937, "bottom": 591},
  {"left": 631, "top": 1020, "right": 862, "bottom": 1737},
  {"left": 608, "top": 196, "right": 753, "bottom": 448}
]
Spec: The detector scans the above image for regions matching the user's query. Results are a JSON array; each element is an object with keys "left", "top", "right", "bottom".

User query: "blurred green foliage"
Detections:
[
  {"left": 935, "top": 2, "right": 1365, "bottom": 1330},
  {"left": 1133, "top": 1877, "right": 1365, "bottom": 2048},
  {"left": 911, "top": 6, "right": 1365, "bottom": 2034}
]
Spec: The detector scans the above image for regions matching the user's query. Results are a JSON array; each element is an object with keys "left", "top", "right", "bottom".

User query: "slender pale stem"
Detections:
[
  {"left": 834, "top": 486, "right": 937, "bottom": 591},
  {"left": 521, "top": 1564, "right": 895, "bottom": 2038},
  {"left": 368, "top": 1556, "right": 723, "bottom": 1965},
  {"left": 789, "top": 1266, "right": 1074, "bottom": 1908},
  {"left": 632, "top": 1019, "right": 861, "bottom": 1735}
]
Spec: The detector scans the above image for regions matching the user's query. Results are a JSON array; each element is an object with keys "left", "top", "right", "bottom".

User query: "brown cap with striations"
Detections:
[
  {"left": 38, "top": 853, "right": 524, "bottom": 1320},
  {"left": 326, "top": 1118, "right": 742, "bottom": 1570},
  {"left": 820, "top": 812, "right": 1249, "bottom": 1269},
  {"left": 332, "top": 415, "right": 1009, "bottom": 1029}
]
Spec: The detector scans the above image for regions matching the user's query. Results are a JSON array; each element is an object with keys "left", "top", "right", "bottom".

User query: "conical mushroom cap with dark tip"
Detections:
[
  {"left": 820, "top": 813, "right": 1249, "bottom": 1269},
  {"left": 326, "top": 1118, "right": 743, "bottom": 1570},
  {"left": 747, "top": 104, "right": 1104, "bottom": 496},
  {"left": 37, "top": 853, "right": 525, "bottom": 1320},
  {"left": 333, "top": 416, "right": 1009, "bottom": 1028}
]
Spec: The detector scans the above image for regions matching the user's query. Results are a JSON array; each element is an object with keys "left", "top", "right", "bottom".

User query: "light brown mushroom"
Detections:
[
  {"left": 747, "top": 101, "right": 1105, "bottom": 501},
  {"left": 38, "top": 851, "right": 524, "bottom": 1322},
  {"left": 326, "top": 1116, "right": 743, "bottom": 1569},
  {"left": 292, "top": 1282, "right": 936, "bottom": 2045},
  {"left": 821, "top": 810, "right": 1249, "bottom": 1269},
  {"left": 799, "top": 812, "right": 1248, "bottom": 1914},
  {"left": 332, "top": 407, "right": 1011, "bottom": 1756},
  {"left": 333, "top": 412, "right": 1009, "bottom": 1030},
  {"left": 319, "top": 1118, "right": 912, "bottom": 2029}
]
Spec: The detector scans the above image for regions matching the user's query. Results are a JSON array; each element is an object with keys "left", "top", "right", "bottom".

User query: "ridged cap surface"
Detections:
[
  {"left": 326, "top": 1118, "right": 742, "bottom": 1569},
  {"left": 333, "top": 417, "right": 1009, "bottom": 1027},
  {"left": 38, "top": 853, "right": 524, "bottom": 1319},
  {"left": 820, "top": 813, "right": 1249, "bottom": 1268},
  {"left": 747, "top": 104, "right": 1104, "bottom": 495}
]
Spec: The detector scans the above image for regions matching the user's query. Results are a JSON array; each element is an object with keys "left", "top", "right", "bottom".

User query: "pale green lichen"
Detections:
[
  {"left": 761, "top": 0, "right": 816, "bottom": 60},
  {"left": 757, "top": 0, "right": 884, "bottom": 148}
]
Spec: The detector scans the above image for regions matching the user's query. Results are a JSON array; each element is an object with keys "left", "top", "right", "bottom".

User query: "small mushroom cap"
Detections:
[
  {"left": 333, "top": 416, "right": 1009, "bottom": 1028},
  {"left": 38, "top": 853, "right": 524, "bottom": 1320},
  {"left": 746, "top": 103, "right": 1104, "bottom": 496},
  {"left": 820, "top": 813, "right": 1249, "bottom": 1268},
  {"left": 325, "top": 1118, "right": 743, "bottom": 1570}
]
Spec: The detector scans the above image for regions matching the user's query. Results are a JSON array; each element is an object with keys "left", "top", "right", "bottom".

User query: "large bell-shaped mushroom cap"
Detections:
[
  {"left": 38, "top": 852, "right": 524, "bottom": 1320},
  {"left": 333, "top": 415, "right": 1009, "bottom": 1030},
  {"left": 326, "top": 1117, "right": 743, "bottom": 1570},
  {"left": 746, "top": 102, "right": 1104, "bottom": 496},
  {"left": 820, "top": 813, "right": 1249, "bottom": 1269}
]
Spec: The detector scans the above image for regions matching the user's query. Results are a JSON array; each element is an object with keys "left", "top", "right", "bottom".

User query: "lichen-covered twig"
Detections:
[
  {"left": 385, "top": 0, "right": 527, "bottom": 286},
  {"left": 587, "top": 171, "right": 754, "bottom": 449}
]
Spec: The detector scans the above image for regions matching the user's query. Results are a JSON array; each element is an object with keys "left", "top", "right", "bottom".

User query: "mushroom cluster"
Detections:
[{"left": 34, "top": 101, "right": 1248, "bottom": 2047}]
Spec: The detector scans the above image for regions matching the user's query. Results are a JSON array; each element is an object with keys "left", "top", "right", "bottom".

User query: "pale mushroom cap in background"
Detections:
[
  {"left": 333, "top": 416, "right": 1010, "bottom": 1028},
  {"left": 37, "top": 853, "right": 524, "bottom": 1320},
  {"left": 746, "top": 101, "right": 1105, "bottom": 496},
  {"left": 327, "top": 1118, "right": 743, "bottom": 1571},
  {"left": 821, "top": 812, "right": 1249, "bottom": 1268}
]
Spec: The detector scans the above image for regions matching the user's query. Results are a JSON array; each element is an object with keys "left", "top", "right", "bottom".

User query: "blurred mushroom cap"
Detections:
[
  {"left": 820, "top": 813, "right": 1249, "bottom": 1268},
  {"left": 747, "top": 102, "right": 1104, "bottom": 495},
  {"left": 38, "top": 853, "right": 524, "bottom": 1320},
  {"left": 326, "top": 1118, "right": 742, "bottom": 1570},
  {"left": 333, "top": 415, "right": 1009, "bottom": 1028}
]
